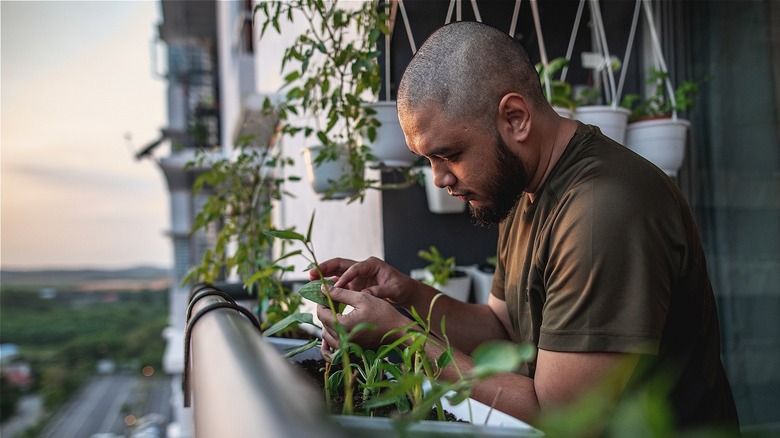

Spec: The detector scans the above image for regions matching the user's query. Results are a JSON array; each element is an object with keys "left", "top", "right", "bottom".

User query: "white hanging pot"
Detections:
[
  {"left": 553, "top": 106, "right": 575, "bottom": 120},
  {"left": 302, "top": 145, "right": 359, "bottom": 200},
  {"left": 575, "top": 106, "right": 631, "bottom": 144},
  {"left": 625, "top": 118, "right": 690, "bottom": 177},
  {"left": 422, "top": 166, "right": 466, "bottom": 214},
  {"left": 467, "top": 263, "right": 495, "bottom": 305},
  {"left": 365, "top": 101, "right": 415, "bottom": 168},
  {"left": 415, "top": 268, "right": 471, "bottom": 303}
]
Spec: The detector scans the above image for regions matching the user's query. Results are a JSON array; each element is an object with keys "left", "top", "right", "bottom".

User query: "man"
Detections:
[{"left": 311, "top": 21, "right": 739, "bottom": 433}]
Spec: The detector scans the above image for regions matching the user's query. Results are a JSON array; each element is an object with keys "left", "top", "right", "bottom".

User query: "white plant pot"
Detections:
[
  {"left": 411, "top": 268, "right": 472, "bottom": 303},
  {"left": 553, "top": 106, "right": 575, "bottom": 119},
  {"left": 575, "top": 105, "right": 631, "bottom": 144},
  {"left": 624, "top": 118, "right": 690, "bottom": 177},
  {"left": 302, "top": 145, "right": 359, "bottom": 199},
  {"left": 270, "top": 337, "right": 543, "bottom": 437},
  {"left": 365, "top": 101, "right": 415, "bottom": 168},
  {"left": 422, "top": 167, "right": 466, "bottom": 214},
  {"left": 466, "top": 264, "right": 495, "bottom": 305}
]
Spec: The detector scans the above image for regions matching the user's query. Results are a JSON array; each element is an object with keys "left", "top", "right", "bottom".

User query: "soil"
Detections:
[{"left": 295, "top": 358, "right": 464, "bottom": 422}]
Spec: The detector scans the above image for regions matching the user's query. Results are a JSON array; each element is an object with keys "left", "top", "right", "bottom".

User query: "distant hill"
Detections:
[{"left": 0, "top": 266, "right": 171, "bottom": 289}]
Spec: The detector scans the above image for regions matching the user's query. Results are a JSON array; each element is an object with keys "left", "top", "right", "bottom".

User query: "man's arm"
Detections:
[{"left": 432, "top": 345, "right": 639, "bottom": 423}]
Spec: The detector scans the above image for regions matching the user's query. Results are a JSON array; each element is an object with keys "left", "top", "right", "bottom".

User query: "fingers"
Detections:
[
  {"left": 308, "top": 257, "right": 356, "bottom": 281},
  {"left": 333, "top": 256, "right": 382, "bottom": 288}
]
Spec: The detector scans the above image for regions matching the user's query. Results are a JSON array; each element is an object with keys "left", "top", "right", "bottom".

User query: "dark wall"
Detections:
[{"left": 378, "top": 0, "right": 642, "bottom": 275}]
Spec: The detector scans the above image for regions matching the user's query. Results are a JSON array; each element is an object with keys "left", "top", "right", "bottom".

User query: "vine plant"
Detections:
[
  {"left": 256, "top": 0, "right": 417, "bottom": 203},
  {"left": 183, "top": 137, "right": 304, "bottom": 334}
]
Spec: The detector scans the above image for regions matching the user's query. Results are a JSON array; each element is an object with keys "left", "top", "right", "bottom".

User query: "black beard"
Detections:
[{"left": 469, "top": 134, "right": 527, "bottom": 226}]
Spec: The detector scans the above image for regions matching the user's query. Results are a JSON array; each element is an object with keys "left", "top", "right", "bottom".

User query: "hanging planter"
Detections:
[
  {"left": 422, "top": 166, "right": 466, "bottom": 214},
  {"left": 575, "top": 105, "right": 631, "bottom": 143},
  {"left": 364, "top": 2, "right": 417, "bottom": 170},
  {"left": 365, "top": 101, "right": 415, "bottom": 168},
  {"left": 557, "top": 0, "right": 631, "bottom": 144},
  {"left": 303, "top": 145, "right": 360, "bottom": 200},
  {"left": 624, "top": 118, "right": 690, "bottom": 177},
  {"left": 619, "top": 0, "right": 704, "bottom": 177}
]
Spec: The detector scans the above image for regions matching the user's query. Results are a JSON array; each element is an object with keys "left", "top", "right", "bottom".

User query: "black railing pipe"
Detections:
[{"left": 185, "top": 285, "right": 345, "bottom": 438}]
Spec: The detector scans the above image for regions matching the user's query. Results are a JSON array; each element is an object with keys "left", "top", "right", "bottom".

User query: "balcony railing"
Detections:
[{"left": 184, "top": 284, "right": 346, "bottom": 437}]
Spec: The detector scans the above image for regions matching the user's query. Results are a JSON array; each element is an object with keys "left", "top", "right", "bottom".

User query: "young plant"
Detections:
[
  {"left": 366, "top": 294, "right": 536, "bottom": 424},
  {"left": 265, "top": 211, "right": 367, "bottom": 415},
  {"left": 183, "top": 137, "right": 304, "bottom": 334},
  {"left": 417, "top": 246, "right": 457, "bottom": 287},
  {"left": 536, "top": 57, "right": 577, "bottom": 110},
  {"left": 620, "top": 67, "right": 707, "bottom": 121}
]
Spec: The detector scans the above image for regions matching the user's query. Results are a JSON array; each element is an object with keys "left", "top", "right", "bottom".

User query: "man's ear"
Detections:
[{"left": 498, "top": 93, "right": 531, "bottom": 143}]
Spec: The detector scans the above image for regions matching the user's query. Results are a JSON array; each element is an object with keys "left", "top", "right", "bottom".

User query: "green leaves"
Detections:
[
  {"left": 297, "top": 279, "right": 335, "bottom": 306},
  {"left": 471, "top": 341, "right": 537, "bottom": 379},
  {"left": 254, "top": 0, "right": 392, "bottom": 203}
]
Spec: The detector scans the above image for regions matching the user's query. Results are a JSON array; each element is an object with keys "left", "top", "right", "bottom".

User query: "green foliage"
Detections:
[
  {"left": 0, "top": 287, "right": 167, "bottom": 411},
  {"left": 536, "top": 57, "right": 577, "bottom": 110},
  {"left": 183, "top": 138, "right": 304, "bottom": 332},
  {"left": 417, "top": 246, "right": 456, "bottom": 287},
  {"left": 255, "top": 0, "right": 392, "bottom": 203},
  {"left": 620, "top": 68, "right": 707, "bottom": 121}
]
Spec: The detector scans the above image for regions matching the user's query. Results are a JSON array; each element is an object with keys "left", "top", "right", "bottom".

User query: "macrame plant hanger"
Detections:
[
  {"left": 618, "top": 0, "right": 679, "bottom": 120},
  {"left": 558, "top": 0, "right": 622, "bottom": 108},
  {"left": 385, "top": 0, "right": 417, "bottom": 101},
  {"left": 445, "top": 0, "right": 483, "bottom": 24}
]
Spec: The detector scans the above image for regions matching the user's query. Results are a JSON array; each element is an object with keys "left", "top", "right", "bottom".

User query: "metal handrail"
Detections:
[{"left": 186, "top": 289, "right": 346, "bottom": 438}]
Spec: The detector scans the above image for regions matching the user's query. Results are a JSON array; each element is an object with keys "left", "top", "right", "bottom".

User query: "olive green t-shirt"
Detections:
[{"left": 493, "top": 122, "right": 738, "bottom": 429}]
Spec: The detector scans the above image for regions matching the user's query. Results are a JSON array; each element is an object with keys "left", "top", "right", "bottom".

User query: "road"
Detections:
[{"left": 38, "top": 374, "right": 171, "bottom": 438}]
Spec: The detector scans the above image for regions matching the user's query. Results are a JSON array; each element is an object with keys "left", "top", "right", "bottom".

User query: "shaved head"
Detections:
[{"left": 397, "top": 21, "right": 545, "bottom": 130}]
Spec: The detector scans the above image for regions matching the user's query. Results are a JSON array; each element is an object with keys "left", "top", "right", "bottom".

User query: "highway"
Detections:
[{"left": 39, "top": 374, "right": 171, "bottom": 438}]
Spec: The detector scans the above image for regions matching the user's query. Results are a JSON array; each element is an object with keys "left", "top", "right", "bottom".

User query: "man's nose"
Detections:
[{"left": 430, "top": 162, "right": 456, "bottom": 188}]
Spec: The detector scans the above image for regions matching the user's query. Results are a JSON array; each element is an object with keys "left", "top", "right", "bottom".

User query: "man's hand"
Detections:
[
  {"left": 308, "top": 257, "right": 418, "bottom": 307},
  {"left": 316, "top": 286, "right": 410, "bottom": 358}
]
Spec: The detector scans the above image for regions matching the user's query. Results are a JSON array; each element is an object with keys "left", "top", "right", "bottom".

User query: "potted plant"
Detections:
[
  {"left": 536, "top": 57, "right": 576, "bottom": 119},
  {"left": 416, "top": 246, "right": 471, "bottom": 303},
  {"left": 183, "top": 137, "right": 308, "bottom": 336},
  {"left": 468, "top": 256, "right": 496, "bottom": 305},
  {"left": 256, "top": 0, "right": 422, "bottom": 203},
  {"left": 621, "top": 67, "right": 704, "bottom": 177}
]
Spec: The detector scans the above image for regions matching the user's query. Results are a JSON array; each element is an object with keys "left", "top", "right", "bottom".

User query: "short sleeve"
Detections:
[{"left": 536, "top": 173, "right": 686, "bottom": 355}]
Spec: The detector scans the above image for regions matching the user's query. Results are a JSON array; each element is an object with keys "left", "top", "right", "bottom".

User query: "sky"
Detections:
[{"left": 1, "top": 1, "right": 170, "bottom": 270}]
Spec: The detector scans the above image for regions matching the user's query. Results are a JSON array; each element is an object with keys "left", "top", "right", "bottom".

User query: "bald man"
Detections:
[{"left": 312, "top": 21, "right": 739, "bottom": 434}]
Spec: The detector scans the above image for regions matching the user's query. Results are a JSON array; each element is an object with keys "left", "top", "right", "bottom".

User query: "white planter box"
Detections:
[{"left": 270, "top": 338, "right": 544, "bottom": 437}]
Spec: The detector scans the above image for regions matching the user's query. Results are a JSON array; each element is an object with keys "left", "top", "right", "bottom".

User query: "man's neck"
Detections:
[{"left": 527, "top": 117, "right": 577, "bottom": 203}]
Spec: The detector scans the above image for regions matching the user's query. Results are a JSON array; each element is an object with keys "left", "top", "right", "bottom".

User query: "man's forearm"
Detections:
[
  {"left": 424, "top": 337, "right": 541, "bottom": 423},
  {"left": 403, "top": 283, "right": 513, "bottom": 354}
]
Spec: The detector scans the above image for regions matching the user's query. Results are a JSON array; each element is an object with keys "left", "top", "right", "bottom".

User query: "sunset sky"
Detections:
[{"left": 2, "top": 1, "right": 170, "bottom": 269}]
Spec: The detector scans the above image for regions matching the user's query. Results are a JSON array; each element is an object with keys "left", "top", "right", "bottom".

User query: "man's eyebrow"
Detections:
[{"left": 424, "top": 145, "right": 454, "bottom": 158}]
